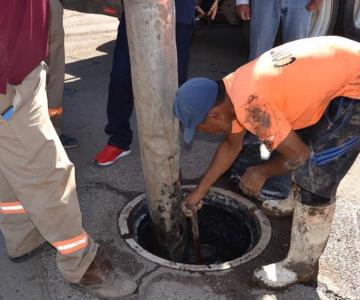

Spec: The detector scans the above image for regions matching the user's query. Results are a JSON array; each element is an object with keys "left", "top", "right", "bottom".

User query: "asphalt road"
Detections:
[{"left": 0, "top": 11, "right": 359, "bottom": 300}]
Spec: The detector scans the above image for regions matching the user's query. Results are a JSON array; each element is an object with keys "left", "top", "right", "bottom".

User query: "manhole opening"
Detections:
[
  {"left": 134, "top": 198, "right": 259, "bottom": 265},
  {"left": 119, "top": 186, "right": 271, "bottom": 271}
]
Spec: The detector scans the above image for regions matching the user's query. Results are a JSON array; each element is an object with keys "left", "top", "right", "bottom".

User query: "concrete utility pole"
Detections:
[{"left": 123, "top": 0, "right": 186, "bottom": 260}]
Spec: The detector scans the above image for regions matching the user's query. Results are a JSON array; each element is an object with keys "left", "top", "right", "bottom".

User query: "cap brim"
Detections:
[{"left": 184, "top": 127, "right": 195, "bottom": 144}]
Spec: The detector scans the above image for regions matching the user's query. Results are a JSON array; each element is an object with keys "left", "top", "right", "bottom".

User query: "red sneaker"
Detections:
[{"left": 95, "top": 144, "right": 131, "bottom": 166}]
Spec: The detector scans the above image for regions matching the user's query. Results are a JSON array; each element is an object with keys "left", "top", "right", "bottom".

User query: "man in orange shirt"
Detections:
[{"left": 174, "top": 36, "right": 360, "bottom": 289}]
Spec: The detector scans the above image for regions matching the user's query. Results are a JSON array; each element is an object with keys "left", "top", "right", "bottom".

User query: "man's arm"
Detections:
[
  {"left": 183, "top": 131, "right": 245, "bottom": 215},
  {"left": 239, "top": 131, "right": 311, "bottom": 197},
  {"left": 236, "top": 0, "right": 250, "bottom": 21},
  {"left": 207, "top": 0, "right": 219, "bottom": 20},
  {"left": 196, "top": 0, "right": 219, "bottom": 20},
  {"left": 306, "top": 0, "right": 323, "bottom": 11}
]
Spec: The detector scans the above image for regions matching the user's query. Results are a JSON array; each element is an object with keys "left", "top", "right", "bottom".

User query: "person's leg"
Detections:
[
  {"left": 176, "top": 22, "right": 193, "bottom": 85},
  {"left": 105, "top": 15, "right": 133, "bottom": 149},
  {"left": 281, "top": 0, "right": 312, "bottom": 42},
  {"left": 249, "top": 0, "right": 281, "bottom": 60},
  {"left": 1, "top": 64, "right": 137, "bottom": 297},
  {"left": 253, "top": 194, "right": 336, "bottom": 289},
  {"left": 46, "top": 0, "right": 78, "bottom": 148},
  {"left": 248, "top": 0, "right": 311, "bottom": 212},
  {"left": 253, "top": 98, "right": 360, "bottom": 289},
  {"left": 97, "top": 17, "right": 194, "bottom": 166},
  {"left": 294, "top": 98, "right": 360, "bottom": 198},
  {"left": 95, "top": 15, "right": 133, "bottom": 166},
  {"left": 0, "top": 151, "right": 46, "bottom": 259},
  {"left": 0, "top": 64, "right": 97, "bottom": 283},
  {"left": 46, "top": 0, "right": 65, "bottom": 134},
  {"left": 231, "top": 0, "right": 292, "bottom": 205}
]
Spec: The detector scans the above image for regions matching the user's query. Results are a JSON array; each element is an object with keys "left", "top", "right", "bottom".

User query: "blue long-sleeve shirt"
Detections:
[{"left": 175, "top": 0, "right": 196, "bottom": 24}]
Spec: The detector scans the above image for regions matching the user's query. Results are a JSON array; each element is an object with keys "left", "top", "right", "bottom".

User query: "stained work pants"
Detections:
[{"left": 295, "top": 97, "right": 360, "bottom": 205}]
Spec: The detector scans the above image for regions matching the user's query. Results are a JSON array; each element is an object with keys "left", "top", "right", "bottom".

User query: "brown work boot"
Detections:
[{"left": 76, "top": 247, "right": 137, "bottom": 299}]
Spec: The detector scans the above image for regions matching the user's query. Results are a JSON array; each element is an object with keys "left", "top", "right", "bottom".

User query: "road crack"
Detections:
[{"left": 135, "top": 265, "right": 161, "bottom": 287}]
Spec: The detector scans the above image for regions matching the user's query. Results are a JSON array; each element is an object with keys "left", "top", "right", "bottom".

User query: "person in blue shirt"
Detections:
[
  {"left": 236, "top": 0, "right": 322, "bottom": 60},
  {"left": 229, "top": 0, "right": 323, "bottom": 215},
  {"left": 95, "top": 0, "right": 200, "bottom": 166}
]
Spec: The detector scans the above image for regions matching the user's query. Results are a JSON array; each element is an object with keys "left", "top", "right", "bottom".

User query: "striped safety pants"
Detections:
[{"left": 0, "top": 64, "right": 97, "bottom": 283}]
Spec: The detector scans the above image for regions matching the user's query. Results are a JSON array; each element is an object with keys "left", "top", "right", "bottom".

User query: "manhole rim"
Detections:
[{"left": 119, "top": 185, "right": 271, "bottom": 272}]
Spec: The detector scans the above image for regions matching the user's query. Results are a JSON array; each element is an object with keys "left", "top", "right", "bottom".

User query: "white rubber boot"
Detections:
[
  {"left": 252, "top": 200, "right": 336, "bottom": 290},
  {"left": 261, "top": 187, "right": 298, "bottom": 218}
]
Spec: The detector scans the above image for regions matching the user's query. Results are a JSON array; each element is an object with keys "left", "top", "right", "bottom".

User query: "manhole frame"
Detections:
[{"left": 119, "top": 185, "right": 271, "bottom": 272}]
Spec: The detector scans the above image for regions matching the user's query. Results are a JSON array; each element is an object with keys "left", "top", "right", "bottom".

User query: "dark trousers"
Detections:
[
  {"left": 294, "top": 97, "right": 360, "bottom": 205},
  {"left": 229, "top": 142, "right": 292, "bottom": 201},
  {"left": 105, "top": 15, "right": 193, "bottom": 149}
]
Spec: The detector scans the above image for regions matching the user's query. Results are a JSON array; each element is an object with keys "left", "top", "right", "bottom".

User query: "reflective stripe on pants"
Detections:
[
  {"left": 0, "top": 64, "right": 97, "bottom": 283},
  {"left": 0, "top": 201, "right": 26, "bottom": 214},
  {"left": 53, "top": 231, "right": 89, "bottom": 255}
]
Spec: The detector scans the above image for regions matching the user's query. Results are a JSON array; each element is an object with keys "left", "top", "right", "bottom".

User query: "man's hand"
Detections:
[
  {"left": 248, "top": 131, "right": 311, "bottom": 183},
  {"left": 306, "top": 0, "right": 323, "bottom": 11},
  {"left": 236, "top": 5, "right": 250, "bottom": 20},
  {"left": 182, "top": 132, "right": 245, "bottom": 216},
  {"left": 207, "top": 0, "right": 219, "bottom": 20},
  {"left": 239, "top": 165, "right": 267, "bottom": 198},
  {"left": 196, "top": 5, "right": 206, "bottom": 18},
  {"left": 181, "top": 189, "right": 205, "bottom": 217},
  {"left": 196, "top": 0, "right": 219, "bottom": 20}
]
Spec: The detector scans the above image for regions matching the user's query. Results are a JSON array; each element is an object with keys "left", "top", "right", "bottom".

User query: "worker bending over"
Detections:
[{"left": 174, "top": 36, "right": 360, "bottom": 289}]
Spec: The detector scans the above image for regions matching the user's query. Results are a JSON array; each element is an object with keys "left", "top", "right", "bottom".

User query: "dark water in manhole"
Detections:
[{"left": 131, "top": 200, "right": 260, "bottom": 265}]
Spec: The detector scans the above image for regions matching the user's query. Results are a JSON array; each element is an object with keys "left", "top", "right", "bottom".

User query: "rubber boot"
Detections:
[
  {"left": 252, "top": 200, "right": 336, "bottom": 290},
  {"left": 261, "top": 186, "right": 298, "bottom": 218},
  {"left": 75, "top": 247, "right": 137, "bottom": 298}
]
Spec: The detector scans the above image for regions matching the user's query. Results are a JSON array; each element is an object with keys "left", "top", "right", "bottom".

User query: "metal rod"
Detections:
[{"left": 190, "top": 211, "right": 203, "bottom": 264}]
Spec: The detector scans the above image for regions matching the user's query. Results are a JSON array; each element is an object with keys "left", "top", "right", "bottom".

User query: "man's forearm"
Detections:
[
  {"left": 259, "top": 130, "right": 311, "bottom": 178},
  {"left": 197, "top": 138, "right": 243, "bottom": 194},
  {"left": 238, "top": 131, "right": 310, "bottom": 196},
  {"left": 259, "top": 152, "right": 309, "bottom": 179}
]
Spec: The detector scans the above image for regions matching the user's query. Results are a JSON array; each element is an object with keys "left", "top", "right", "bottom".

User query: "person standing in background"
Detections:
[
  {"left": 236, "top": 0, "right": 322, "bottom": 60},
  {"left": 47, "top": 0, "right": 79, "bottom": 148},
  {"left": 229, "top": 0, "right": 323, "bottom": 215},
  {"left": 95, "top": 0, "right": 200, "bottom": 166}
]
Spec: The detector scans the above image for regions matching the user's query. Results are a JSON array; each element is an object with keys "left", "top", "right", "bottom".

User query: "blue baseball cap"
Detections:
[{"left": 174, "top": 78, "right": 218, "bottom": 143}]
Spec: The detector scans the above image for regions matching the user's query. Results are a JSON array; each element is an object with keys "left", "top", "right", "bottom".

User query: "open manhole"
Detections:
[{"left": 119, "top": 186, "right": 271, "bottom": 271}]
